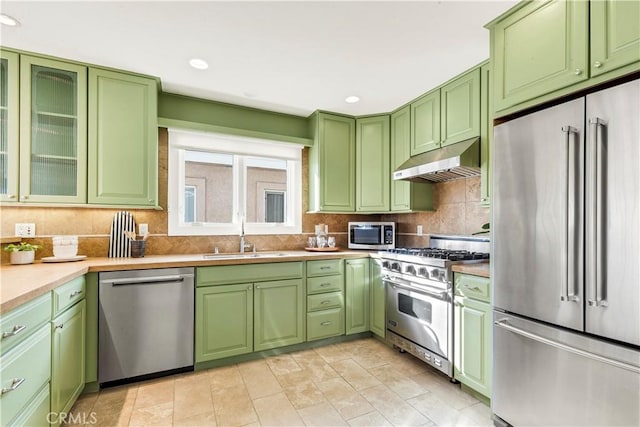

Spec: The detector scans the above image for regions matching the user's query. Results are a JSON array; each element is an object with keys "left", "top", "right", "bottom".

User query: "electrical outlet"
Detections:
[
  {"left": 417, "top": 225, "right": 423, "bottom": 236},
  {"left": 139, "top": 223, "right": 149, "bottom": 236},
  {"left": 15, "top": 223, "right": 36, "bottom": 237}
]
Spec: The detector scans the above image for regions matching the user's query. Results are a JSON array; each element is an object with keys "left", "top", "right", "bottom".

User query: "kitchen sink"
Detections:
[{"left": 203, "top": 252, "right": 293, "bottom": 260}]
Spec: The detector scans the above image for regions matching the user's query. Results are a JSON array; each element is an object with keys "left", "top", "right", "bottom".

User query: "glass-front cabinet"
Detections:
[
  {"left": 0, "top": 50, "right": 19, "bottom": 202},
  {"left": 19, "top": 56, "right": 87, "bottom": 203}
]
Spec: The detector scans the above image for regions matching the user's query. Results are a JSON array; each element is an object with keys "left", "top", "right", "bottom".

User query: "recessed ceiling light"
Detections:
[
  {"left": 345, "top": 95, "right": 360, "bottom": 104},
  {"left": 0, "top": 14, "right": 20, "bottom": 26},
  {"left": 189, "top": 58, "right": 209, "bottom": 70}
]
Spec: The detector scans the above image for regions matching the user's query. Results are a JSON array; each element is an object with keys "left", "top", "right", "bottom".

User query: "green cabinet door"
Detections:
[
  {"left": 88, "top": 68, "right": 158, "bottom": 206},
  {"left": 356, "top": 115, "right": 390, "bottom": 212},
  {"left": 19, "top": 55, "right": 88, "bottom": 203},
  {"left": 410, "top": 89, "right": 440, "bottom": 155},
  {"left": 441, "top": 68, "right": 481, "bottom": 147},
  {"left": 195, "top": 284, "right": 253, "bottom": 362},
  {"left": 480, "top": 62, "right": 492, "bottom": 206},
  {"left": 308, "top": 112, "right": 355, "bottom": 212},
  {"left": 590, "top": 0, "right": 640, "bottom": 77},
  {"left": 453, "top": 296, "right": 491, "bottom": 399},
  {"left": 345, "top": 258, "right": 370, "bottom": 334},
  {"left": 0, "top": 50, "right": 19, "bottom": 203},
  {"left": 390, "top": 106, "right": 434, "bottom": 212},
  {"left": 369, "top": 258, "right": 385, "bottom": 338},
  {"left": 51, "top": 299, "right": 86, "bottom": 424},
  {"left": 254, "top": 279, "right": 304, "bottom": 351},
  {"left": 488, "top": 0, "right": 589, "bottom": 112}
]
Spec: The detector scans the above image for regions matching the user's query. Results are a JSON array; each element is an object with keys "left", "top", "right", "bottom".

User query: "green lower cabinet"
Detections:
[
  {"left": 453, "top": 295, "right": 491, "bottom": 399},
  {"left": 51, "top": 299, "right": 86, "bottom": 426},
  {"left": 0, "top": 324, "right": 51, "bottom": 426},
  {"left": 307, "top": 308, "right": 344, "bottom": 341},
  {"left": 254, "top": 279, "right": 305, "bottom": 351},
  {"left": 345, "top": 259, "right": 370, "bottom": 334},
  {"left": 9, "top": 383, "right": 50, "bottom": 427},
  {"left": 195, "top": 284, "right": 253, "bottom": 362},
  {"left": 369, "top": 258, "right": 385, "bottom": 339}
]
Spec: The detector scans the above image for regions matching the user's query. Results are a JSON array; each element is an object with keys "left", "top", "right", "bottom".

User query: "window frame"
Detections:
[{"left": 168, "top": 128, "right": 302, "bottom": 236}]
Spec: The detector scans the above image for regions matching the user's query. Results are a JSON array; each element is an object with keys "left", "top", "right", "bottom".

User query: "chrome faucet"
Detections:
[{"left": 239, "top": 216, "right": 251, "bottom": 253}]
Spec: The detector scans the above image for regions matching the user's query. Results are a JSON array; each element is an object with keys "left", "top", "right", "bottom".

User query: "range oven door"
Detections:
[{"left": 384, "top": 276, "right": 451, "bottom": 359}]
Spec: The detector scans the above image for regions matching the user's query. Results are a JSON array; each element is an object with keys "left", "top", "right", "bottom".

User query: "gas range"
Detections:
[{"left": 381, "top": 235, "right": 490, "bottom": 377}]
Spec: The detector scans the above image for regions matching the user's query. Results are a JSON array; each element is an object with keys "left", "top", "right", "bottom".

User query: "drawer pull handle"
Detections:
[
  {"left": 320, "top": 300, "right": 330, "bottom": 305},
  {"left": 465, "top": 285, "right": 482, "bottom": 292},
  {"left": 320, "top": 321, "right": 332, "bottom": 326},
  {"left": 55, "top": 323, "right": 64, "bottom": 329},
  {"left": 1, "top": 378, "right": 25, "bottom": 394},
  {"left": 320, "top": 266, "right": 331, "bottom": 270},
  {"left": 320, "top": 283, "right": 330, "bottom": 287},
  {"left": 2, "top": 325, "right": 26, "bottom": 339},
  {"left": 69, "top": 290, "right": 83, "bottom": 299}
]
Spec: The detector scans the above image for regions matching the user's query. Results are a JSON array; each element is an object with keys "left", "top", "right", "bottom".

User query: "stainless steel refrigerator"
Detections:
[{"left": 492, "top": 78, "right": 640, "bottom": 426}]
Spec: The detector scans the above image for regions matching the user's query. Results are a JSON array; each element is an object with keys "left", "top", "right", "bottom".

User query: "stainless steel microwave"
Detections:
[{"left": 348, "top": 222, "right": 395, "bottom": 250}]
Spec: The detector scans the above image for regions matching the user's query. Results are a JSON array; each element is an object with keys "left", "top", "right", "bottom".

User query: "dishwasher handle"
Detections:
[{"left": 104, "top": 275, "right": 187, "bottom": 286}]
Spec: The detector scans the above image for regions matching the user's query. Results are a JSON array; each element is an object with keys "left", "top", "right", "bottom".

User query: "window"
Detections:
[{"left": 168, "top": 129, "right": 302, "bottom": 236}]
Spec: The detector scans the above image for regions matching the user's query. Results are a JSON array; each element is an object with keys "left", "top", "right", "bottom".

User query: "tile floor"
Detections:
[{"left": 69, "top": 338, "right": 492, "bottom": 426}]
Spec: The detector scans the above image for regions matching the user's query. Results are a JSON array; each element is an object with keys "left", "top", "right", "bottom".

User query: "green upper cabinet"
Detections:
[
  {"left": 345, "top": 258, "right": 370, "bottom": 335},
  {"left": 0, "top": 50, "right": 19, "bottom": 203},
  {"left": 441, "top": 68, "right": 481, "bottom": 147},
  {"left": 356, "top": 115, "right": 390, "bottom": 212},
  {"left": 390, "top": 106, "right": 434, "bottom": 212},
  {"left": 480, "top": 62, "right": 492, "bottom": 206},
  {"left": 88, "top": 68, "right": 158, "bottom": 206},
  {"left": 590, "top": 0, "right": 640, "bottom": 77},
  {"left": 19, "top": 55, "right": 88, "bottom": 203},
  {"left": 308, "top": 112, "right": 356, "bottom": 212},
  {"left": 410, "top": 88, "right": 441, "bottom": 155},
  {"left": 488, "top": 0, "right": 589, "bottom": 112},
  {"left": 254, "top": 279, "right": 305, "bottom": 351}
]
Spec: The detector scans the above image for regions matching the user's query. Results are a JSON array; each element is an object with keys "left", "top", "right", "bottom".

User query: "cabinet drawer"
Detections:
[
  {"left": 307, "top": 291, "right": 343, "bottom": 312},
  {"left": 8, "top": 383, "right": 50, "bottom": 427},
  {"left": 307, "top": 275, "right": 344, "bottom": 294},
  {"left": 1, "top": 293, "right": 51, "bottom": 356},
  {"left": 307, "top": 308, "right": 344, "bottom": 341},
  {"left": 0, "top": 324, "right": 51, "bottom": 426},
  {"left": 455, "top": 273, "right": 490, "bottom": 302},
  {"left": 53, "top": 276, "right": 86, "bottom": 317},
  {"left": 307, "top": 259, "right": 343, "bottom": 277},
  {"left": 197, "top": 262, "right": 303, "bottom": 286}
]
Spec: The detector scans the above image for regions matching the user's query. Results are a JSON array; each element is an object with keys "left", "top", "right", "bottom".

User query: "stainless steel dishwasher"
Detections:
[{"left": 98, "top": 267, "right": 194, "bottom": 386}]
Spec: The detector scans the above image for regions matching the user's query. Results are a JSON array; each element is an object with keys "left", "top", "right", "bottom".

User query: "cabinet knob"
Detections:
[
  {"left": 247, "top": 286, "right": 252, "bottom": 290},
  {"left": 593, "top": 61, "right": 603, "bottom": 68},
  {"left": 7, "top": 194, "right": 15, "bottom": 199},
  {"left": 148, "top": 199, "right": 154, "bottom": 203},
  {"left": 574, "top": 69, "right": 583, "bottom": 75},
  {"left": 20, "top": 195, "right": 29, "bottom": 200}
]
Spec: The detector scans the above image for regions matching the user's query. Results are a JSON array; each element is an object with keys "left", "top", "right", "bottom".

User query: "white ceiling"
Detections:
[{"left": 0, "top": 0, "right": 517, "bottom": 117}]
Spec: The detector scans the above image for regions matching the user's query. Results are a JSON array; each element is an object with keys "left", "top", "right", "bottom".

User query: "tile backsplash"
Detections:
[{"left": 0, "top": 129, "right": 489, "bottom": 262}]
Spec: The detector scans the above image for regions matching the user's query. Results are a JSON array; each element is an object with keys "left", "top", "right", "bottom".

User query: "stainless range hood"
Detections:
[{"left": 393, "top": 137, "right": 480, "bottom": 183}]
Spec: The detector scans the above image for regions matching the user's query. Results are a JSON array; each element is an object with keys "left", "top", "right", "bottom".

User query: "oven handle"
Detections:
[{"left": 384, "top": 278, "right": 448, "bottom": 300}]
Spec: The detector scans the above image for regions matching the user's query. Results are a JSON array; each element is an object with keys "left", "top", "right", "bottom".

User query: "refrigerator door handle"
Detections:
[
  {"left": 561, "top": 125, "right": 580, "bottom": 303},
  {"left": 494, "top": 318, "right": 639, "bottom": 373},
  {"left": 587, "top": 118, "right": 608, "bottom": 307}
]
